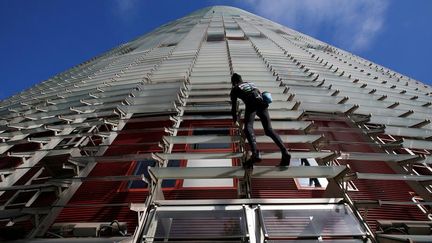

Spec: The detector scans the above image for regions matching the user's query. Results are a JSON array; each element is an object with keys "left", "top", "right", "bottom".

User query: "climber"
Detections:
[{"left": 230, "top": 73, "right": 291, "bottom": 167}]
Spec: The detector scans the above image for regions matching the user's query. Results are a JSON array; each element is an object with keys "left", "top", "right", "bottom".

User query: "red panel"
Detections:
[
  {"left": 52, "top": 116, "right": 429, "bottom": 235},
  {"left": 312, "top": 118, "right": 428, "bottom": 231},
  {"left": 54, "top": 118, "right": 170, "bottom": 233}
]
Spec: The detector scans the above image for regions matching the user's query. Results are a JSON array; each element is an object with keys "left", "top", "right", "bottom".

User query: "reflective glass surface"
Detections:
[{"left": 260, "top": 204, "right": 365, "bottom": 237}]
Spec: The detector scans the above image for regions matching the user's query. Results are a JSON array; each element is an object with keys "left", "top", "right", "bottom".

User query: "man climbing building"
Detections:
[{"left": 230, "top": 73, "right": 291, "bottom": 167}]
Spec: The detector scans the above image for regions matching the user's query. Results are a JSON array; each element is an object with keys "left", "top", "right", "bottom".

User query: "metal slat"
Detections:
[
  {"left": 149, "top": 165, "right": 348, "bottom": 180},
  {"left": 154, "top": 151, "right": 336, "bottom": 162},
  {"left": 163, "top": 134, "right": 322, "bottom": 145},
  {"left": 339, "top": 152, "right": 425, "bottom": 164},
  {"left": 355, "top": 173, "right": 432, "bottom": 181}
]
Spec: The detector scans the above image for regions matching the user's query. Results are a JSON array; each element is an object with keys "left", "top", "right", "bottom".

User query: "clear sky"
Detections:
[{"left": 1, "top": 0, "right": 431, "bottom": 100}]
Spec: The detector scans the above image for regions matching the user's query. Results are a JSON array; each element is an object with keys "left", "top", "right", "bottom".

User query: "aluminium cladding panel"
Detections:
[
  {"left": 175, "top": 23, "right": 209, "bottom": 52},
  {"left": 347, "top": 70, "right": 428, "bottom": 101},
  {"left": 31, "top": 53, "right": 146, "bottom": 95},
  {"left": 0, "top": 57, "right": 118, "bottom": 105},
  {"left": 318, "top": 52, "right": 430, "bottom": 97},
  {"left": 133, "top": 32, "right": 182, "bottom": 53},
  {"left": 248, "top": 37, "right": 287, "bottom": 55},
  {"left": 227, "top": 40, "right": 278, "bottom": 83},
  {"left": 236, "top": 20, "right": 262, "bottom": 37},
  {"left": 224, "top": 22, "right": 239, "bottom": 29},
  {"left": 2, "top": 46, "right": 173, "bottom": 114},
  {"left": 149, "top": 25, "right": 208, "bottom": 82},
  {"left": 226, "top": 29, "right": 245, "bottom": 39},
  {"left": 255, "top": 25, "right": 306, "bottom": 56}
]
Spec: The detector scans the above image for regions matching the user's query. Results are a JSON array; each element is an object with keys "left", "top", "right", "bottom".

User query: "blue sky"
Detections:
[{"left": 0, "top": 0, "right": 431, "bottom": 100}]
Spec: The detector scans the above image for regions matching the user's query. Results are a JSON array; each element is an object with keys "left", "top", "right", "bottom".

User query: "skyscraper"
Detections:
[{"left": 0, "top": 5, "right": 431, "bottom": 242}]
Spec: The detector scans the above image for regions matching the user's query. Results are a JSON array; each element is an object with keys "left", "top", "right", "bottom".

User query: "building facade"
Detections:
[{"left": 0, "top": 6, "right": 431, "bottom": 243}]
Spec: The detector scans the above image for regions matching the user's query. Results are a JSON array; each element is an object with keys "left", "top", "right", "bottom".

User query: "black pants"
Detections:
[{"left": 243, "top": 107, "right": 288, "bottom": 155}]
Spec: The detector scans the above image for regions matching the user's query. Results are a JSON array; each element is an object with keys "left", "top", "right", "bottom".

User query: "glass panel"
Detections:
[
  {"left": 293, "top": 158, "right": 328, "bottom": 188},
  {"left": 156, "top": 152, "right": 243, "bottom": 160},
  {"left": 149, "top": 166, "right": 347, "bottom": 180},
  {"left": 300, "top": 102, "right": 355, "bottom": 113},
  {"left": 402, "top": 139, "right": 432, "bottom": 150},
  {"left": 339, "top": 152, "right": 419, "bottom": 163},
  {"left": 121, "top": 103, "right": 177, "bottom": 114},
  {"left": 146, "top": 206, "right": 247, "bottom": 240},
  {"left": 256, "top": 135, "right": 322, "bottom": 144},
  {"left": 406, "top": 111, "right": 431, "bottom": 120},
  {"left": 354, "top": 105, "right": 409, "bottom": 117},
  {"left": 207, "top": 27, "right": 225, "bottom": 41},
  {"left": 294, "top": 95, "right": 344, "bottom": 104},
  {"left": 149, "top": 167, "right": 239, "bottom": 180},
  {"left": 251, "top": 166, "right": 346, "bottom": 179},
  {"left": 192, "top": 128, "right": 231, "bottom": 149},
  {"left": 184, "top": 159, "right": 234, "bottom": 187},
  {"left": 385, "top": 126, "right": 432, "bottom": 139},
  {"left": 255, "top": 121, "right": 312, "bottom": 131},
  {"left": 262, "top": 151, "right": 335, "bottom": 161},
  {"left": 189, "top": 76, "right": 231, "bottom": 83},
  {"left": 266, "top": 110, "right": 304, "bottom": 120},
  {"left": 356, "top": 173, "right": 432, "bottom": 181},
  {"left": 260, "top": 204, "right": 365, "bottom": 237},
  {"left": 128, "top": 95, "right": 179, "bottom": 105},
  {"left": 261, "top": 101, "right": 300, "bottom": 111},
  {"left": 164, "top": 135, "right": 239, "bottom": 145},
  {"left": 187, "top": 97, "right": 229, "bottom": 104},
  {"left": 369, "top": 115, "right": 426, "bottom": 127},
  {"left": 129, "top": 160, "right": 156, "bottom": 189}
]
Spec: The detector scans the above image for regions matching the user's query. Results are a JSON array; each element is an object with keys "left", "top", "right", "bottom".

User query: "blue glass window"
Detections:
[{"left": 128, "top": 159, "right": 180, "bottom": 189}]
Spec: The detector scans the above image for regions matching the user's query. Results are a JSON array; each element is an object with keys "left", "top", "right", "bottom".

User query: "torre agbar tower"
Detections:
[{"left": 1, "top": 6, "right": 432, "bottom": 243}]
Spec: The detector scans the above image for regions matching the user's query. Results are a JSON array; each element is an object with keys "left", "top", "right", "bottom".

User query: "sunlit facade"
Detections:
[{"left": 1, "top": 6, "right": 431, "bottom": 243}]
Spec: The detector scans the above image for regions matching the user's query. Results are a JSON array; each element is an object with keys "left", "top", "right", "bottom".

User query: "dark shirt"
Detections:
[{"left": 230, "top": 82, "right": 262, "bottom": 122}]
